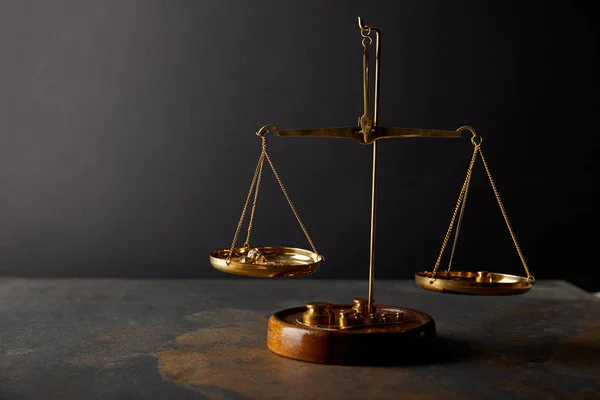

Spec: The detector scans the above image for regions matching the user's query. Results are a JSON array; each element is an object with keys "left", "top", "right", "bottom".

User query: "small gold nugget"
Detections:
[
  {"left": 239, "top": 248, "right": 268, "bottom": 264},
  {"left": 239, "top": 248, "right": 285, "bottom": 266}
]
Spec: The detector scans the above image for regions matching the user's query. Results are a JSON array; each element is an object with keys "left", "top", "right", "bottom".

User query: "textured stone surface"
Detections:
[{"left": 0, "top": 278, "right": 599, "bottom": 399}]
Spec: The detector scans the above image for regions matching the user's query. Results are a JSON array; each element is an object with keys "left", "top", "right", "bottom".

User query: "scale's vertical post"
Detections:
[
  {"left": 359, "top": 18, "right": 381, "bottom": 313},
  {"left": 369, "top": 145, "right": 378, "bottom": 313}
]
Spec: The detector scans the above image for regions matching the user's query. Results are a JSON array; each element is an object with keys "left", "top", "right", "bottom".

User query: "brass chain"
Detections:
[
  {"left": 226, "top": 144, "right": 265, "bottom": 264},
  {"left": 478, "top": 148, "right": 534, "bottom": 281},
  {"left": 432, "top": 145, "right": 479, "bottom": 277},
  {"left": 447, "top": 151, "right": 473, "bottom": 270},
  {"left": 243, "top": 138, "right": 266, "bottom": 248},
  {"left": 226, "top": 134, "right": 319, "bottom": 263},
  {"left": 432, "top": 135, "right": 533, "bottom": 282},
  {"left": 263, "top": 151, "right": 319, "bottom": 255},
  {"left": 361, "top": 26, "right": 372, "bottom": 48}
]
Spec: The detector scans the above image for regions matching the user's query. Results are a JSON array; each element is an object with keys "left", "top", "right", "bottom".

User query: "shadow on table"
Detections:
[
  {"left": 357, "top": 333, "right": 600, "bottom": 370},
  {"left": 353, "top": 335, "right": 472, "bottom": 366}
]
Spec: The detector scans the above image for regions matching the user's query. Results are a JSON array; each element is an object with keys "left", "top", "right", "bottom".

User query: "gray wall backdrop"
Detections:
[{"left": 0, "top": 1, "right": 597, "bottom": 289}]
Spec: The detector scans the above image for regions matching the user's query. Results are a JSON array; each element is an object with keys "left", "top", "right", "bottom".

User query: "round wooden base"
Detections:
[{"left": 267, "top": 304, "right": 436, "bottom": 365}]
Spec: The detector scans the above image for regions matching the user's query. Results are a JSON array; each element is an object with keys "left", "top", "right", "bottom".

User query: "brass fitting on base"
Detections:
[
  {"left": 366, "top": 312, "right": 380, "bottom": 324},
  {"left": 393, "top": 311, "right": 404, "bottom": 322},
  {"left": 298, "top": 300, "right": 407, "bottom": 329},
  {"left": 352, "top": 298, "right": 374, "bottom": 317},
  {"left": 380, "top": 312, "right": 391, "bottom": 323},
  {"left": 303, "top": 302, "right": 333, "bottom": 326},
  {"left": 338, "top": 309, "right": 361, "bottom": 328}
]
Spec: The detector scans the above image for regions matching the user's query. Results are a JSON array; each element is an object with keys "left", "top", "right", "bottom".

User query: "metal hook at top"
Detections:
[
  {"left": 357, "top": 16, "right": 368, "bottom": 31},
  {"left": 256, "top": 125, "right": 278, "bottom": 138},
  {"left": 361, "top": 26, "right": 372, "bottom": 38},
  {"left": 358, "top": 17, "right": 380, "bottom": 33},
  {"left": 457, "top": 125, "right": 482, "bottom": 146},
  {"left": 359, "top": 18, "right": 372, "bottom": 47},
  {"left": 357, "top": 16, "right": 381, "bottom": 132}
]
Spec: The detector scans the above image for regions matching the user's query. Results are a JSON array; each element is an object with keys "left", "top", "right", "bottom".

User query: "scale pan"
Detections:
[
  {"left": 210, "top": 246, "right": 322, "bottom": 278},
  {"left": 414, "top": 270, "right": 534, "bottom": 296}
]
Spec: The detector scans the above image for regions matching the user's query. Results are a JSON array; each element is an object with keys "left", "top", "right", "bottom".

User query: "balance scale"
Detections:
[{"left": 209, "top": 17, "right": 535, "bottom": 365}]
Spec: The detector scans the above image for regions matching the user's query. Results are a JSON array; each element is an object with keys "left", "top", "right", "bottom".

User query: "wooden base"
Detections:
[{"left": 267, "top": 304, "right": 436, "bottom": 365}]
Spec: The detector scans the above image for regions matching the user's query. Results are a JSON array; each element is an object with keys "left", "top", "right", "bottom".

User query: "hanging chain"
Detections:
[
  {"left": 447, "top": 152, "right": 473, "bottom": 270},
  {"left": 226, "top": 132, "right": 319, "bottom": 263},
  {"left": 263, "top": 151, "right": 319, "bottom": 255},
  {"left": 361, "top": 26, "right": 372, "bottom": 49},
  {"left": 478, "top": 148, "right": 534, "bottom": 281},
  {"left": 432, "top": 133, "right": 534, "bottom": 282},
  {"left": 226, "top": 145, "right": 265, "bottom": 264},
  {"left": 431, "top": 145, "right": 479, "bottom": 277},
  {"left": 243, "top": 138, "right": 266, "bottom": 248}
]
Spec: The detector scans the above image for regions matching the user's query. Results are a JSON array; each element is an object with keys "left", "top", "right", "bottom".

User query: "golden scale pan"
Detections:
[
  {"left": 414, "top": 133, "right": 535, "bottom": 296},
  {"left": 209, "top": 128, "right": 324, "bottom": 278},
  {"left": 209, "top": 17, "right": 534, "bottom": 364},
  {"left": 210, "top": 246, "right": 322, "bottom": 278}
]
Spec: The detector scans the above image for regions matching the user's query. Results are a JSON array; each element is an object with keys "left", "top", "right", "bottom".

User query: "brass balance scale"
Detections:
[{"left": 209, "top": 18, "right": 535, "bottom": 365}]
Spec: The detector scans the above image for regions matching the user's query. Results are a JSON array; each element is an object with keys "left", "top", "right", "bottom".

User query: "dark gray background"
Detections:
[{"left": 0, "top": 1, "right": 597, "bottom": 289}]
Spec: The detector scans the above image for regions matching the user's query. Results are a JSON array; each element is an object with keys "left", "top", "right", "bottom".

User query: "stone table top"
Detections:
[{"left": 0, "top": 278, "right": 599, "bottom": 399}]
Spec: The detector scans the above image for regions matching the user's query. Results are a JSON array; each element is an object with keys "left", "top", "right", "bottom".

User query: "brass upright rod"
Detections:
[
  {"left": 368, "top": 142, "right": 378, "bottom": 312},
  {"left": 367, "top": 27, "right": 381, "bottom": 313}
]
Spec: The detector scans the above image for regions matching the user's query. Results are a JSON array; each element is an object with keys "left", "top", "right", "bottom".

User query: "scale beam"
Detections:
[{"left": 270, "top": 125, "right": 462, "bottom": 144}]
